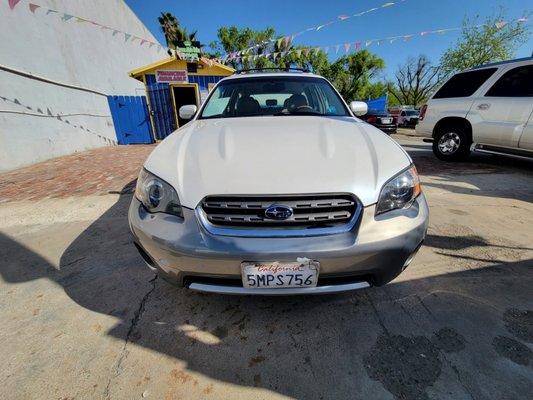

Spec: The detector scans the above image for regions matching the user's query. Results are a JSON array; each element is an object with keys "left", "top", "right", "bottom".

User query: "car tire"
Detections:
[{"left": 432, "top": 126, "right": 471, "bottom": 161}]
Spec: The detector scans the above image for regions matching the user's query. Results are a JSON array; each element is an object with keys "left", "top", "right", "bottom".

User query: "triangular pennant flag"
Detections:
[
  {"left": 149, "top": 42, "right": 155, "bottom": 48},
  {"left": 314, "top": 47, "right": 321, "bottom": 55},
  {"left": 382, "top": 2, "right": 395, "bottom": 8},
  {"left": 316, "top": 24, "right": 326, "bottom": 31},
  {"left": 62, "top": 14, "right": 74, "bottom": 22},
  {"left": 335, "top": 44, "right": 341, "bottom": 54},
  {"left": 295, "top": 49, "right": 302, "bottom": 58},
  {"left": 403, "top": 35, "right": 413, "bottom": 41},
  {"left": 344, "top": 43, "right": 351, "bottom": 53},
  {"left": 276, "top": 38, "right": 283, "bottom": 49},
  {"left": 355, "top": 42, "right": 361, "bottom": 50},
  {"left": 324, "top": 46, "right": 330, "bottom": 54},
  {"left": 8, "top": 0, "right": 21, "bottom": 10},
  {"left": 140, "top": 39, "right": 147, "bottom": 46},
  {"left": 46, "top": 9, "right": 58, "bottom": 15},
  {"left": 283, "top": 36, "right": 290, "bottom": 48},
  {"left": 517, "top": 17, "right": 528, "bottom": 23},
  {"left": 272, "top": 53, "right": 278, "bottom": 61},
  {"left": 366, "top": 40, "right": 373, "bottom": 47},
  {"left": 112, "top": 30, "right": 119, "bottom": 36},
  {"left": 124, "top": 33, "right": 131, "bottom": 42},
  {"left": 28, "top": 3, "right": 40, "bottom": 13},
  {"left": 303, "top": 48, "right": 310, "bottom": 57},
  {"left": 420, "top": 31, "right": 429, "bottom": 36},
  {"left": 338, "top": 15, "right": 350, "bottom": 21},
  {"left": 75, "top": 17, "right": 86, "bottom": 23},
  {"left": 495, "top": 21, "right": 507, "bottom": 29}
]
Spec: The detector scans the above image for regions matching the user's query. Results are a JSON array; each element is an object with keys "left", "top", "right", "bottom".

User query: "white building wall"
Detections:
[{"left": 0, "top": 0, "right": 164, "bottom": 171}]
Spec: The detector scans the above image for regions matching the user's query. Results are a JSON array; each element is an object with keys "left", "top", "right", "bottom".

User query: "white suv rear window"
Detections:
[{"left": 433, "top": 68, "right": 497, "bottom": 99}]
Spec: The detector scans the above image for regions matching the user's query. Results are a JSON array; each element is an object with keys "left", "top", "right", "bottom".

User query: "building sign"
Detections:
[{"left": 156, "top": 70, "right": 188, "bottom": 83}]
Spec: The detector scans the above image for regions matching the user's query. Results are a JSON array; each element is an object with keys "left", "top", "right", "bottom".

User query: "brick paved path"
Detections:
[{"left": 0, "top": 145, "right": 154, "bottom": 203}]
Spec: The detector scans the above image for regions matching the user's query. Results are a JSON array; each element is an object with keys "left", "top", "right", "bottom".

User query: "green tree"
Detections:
[
  {"left": 268, "top": 43, "right": 331, "bottom": 74},
  {"left": 209, "top": 26, "right": 276, "bottom": 70},
  {"left": 440, "top": 11, "right": 530, "bottom": 76},
  {"left": 325, "top": 50, "right": 385, "bottom": 101},
  {"left": 210, "top": 27, "right": 332, "bottom": 73}
]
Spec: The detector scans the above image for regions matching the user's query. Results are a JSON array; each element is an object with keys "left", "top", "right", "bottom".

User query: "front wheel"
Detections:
[{"left": 432, "top": 128, "right": 471, "bottom": 161}]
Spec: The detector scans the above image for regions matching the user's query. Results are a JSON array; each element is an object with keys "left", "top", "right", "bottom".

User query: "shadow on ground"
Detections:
[
  {"left": 405, "top": 147, "right": 533, "bottom": 204},
  {"left": 1, "top": 159, "right": 533, "bottom": 399}
]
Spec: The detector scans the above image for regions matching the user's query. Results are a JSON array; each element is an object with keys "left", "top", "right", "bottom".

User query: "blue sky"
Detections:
[{"left": 125, "top": 0, "right": 532, "bottom": 78}]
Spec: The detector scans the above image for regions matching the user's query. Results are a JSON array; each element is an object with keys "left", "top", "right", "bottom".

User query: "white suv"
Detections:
[{"left": 416, "top": 57, "right": 533, "bottom": 161}]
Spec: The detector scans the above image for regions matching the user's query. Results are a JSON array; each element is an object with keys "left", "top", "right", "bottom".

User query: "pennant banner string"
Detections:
[
  {"left": 234, "top": 0, "right": 408, "bottom": 57},
  {"left": 226, "top": 17, "right": 529, "bottom": 62},
  {"left": 15, "top": 2, "right": 165, "bottom": 52}
]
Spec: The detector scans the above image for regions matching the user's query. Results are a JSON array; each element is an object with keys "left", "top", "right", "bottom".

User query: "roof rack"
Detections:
[
  {"left": 470, "top": 56, "right": 533, "bottom": 70},
  {"left": 234, "top": 67, "right": 311, "bottom": 75}
]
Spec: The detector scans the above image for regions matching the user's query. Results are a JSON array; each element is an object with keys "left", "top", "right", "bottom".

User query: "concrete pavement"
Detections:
[{"left": 1, "top": 136, "right": 532, "bottom": 400}]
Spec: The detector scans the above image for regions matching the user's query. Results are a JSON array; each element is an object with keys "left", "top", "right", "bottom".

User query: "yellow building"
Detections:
[{"left": 129, "top": 56, "right": 234, "bottom": 140}]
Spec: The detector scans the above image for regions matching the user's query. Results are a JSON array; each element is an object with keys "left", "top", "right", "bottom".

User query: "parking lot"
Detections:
[{"left": 1, "top": 133, "right": 532, "bottom": 400}]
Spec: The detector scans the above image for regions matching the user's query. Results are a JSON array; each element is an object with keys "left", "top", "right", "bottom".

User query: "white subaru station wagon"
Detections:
[
  {"left": 416, "top": 57, "right": 533, "bottom": 161},
  {"left": 129, "top": 71, "right": 428, "bottom": 295}
]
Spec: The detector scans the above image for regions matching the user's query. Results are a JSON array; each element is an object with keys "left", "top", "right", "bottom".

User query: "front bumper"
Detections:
[{"left": 129, "top": 195, "right": 429, "bottom": 295}]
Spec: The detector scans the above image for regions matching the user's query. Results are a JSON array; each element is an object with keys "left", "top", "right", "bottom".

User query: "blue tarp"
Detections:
[{"left": 364, "top": 95, "right": 387, "bottom": 113}]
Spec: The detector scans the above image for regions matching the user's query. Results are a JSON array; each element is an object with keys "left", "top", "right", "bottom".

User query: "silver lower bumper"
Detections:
[
  {"left": 129, "top": 195, "right": 429, "bottom": 293},
  {"left": 188, "top": 281, "right": 370, "bottom": 295}
]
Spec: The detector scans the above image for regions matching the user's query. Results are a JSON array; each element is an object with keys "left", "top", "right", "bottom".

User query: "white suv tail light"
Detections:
[{"left": 419, "top": 104, "right": 428, "bottom": 121}]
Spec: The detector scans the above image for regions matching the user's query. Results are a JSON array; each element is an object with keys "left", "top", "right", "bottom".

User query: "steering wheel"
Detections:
[{"left": 294, "top": 105, "right": 313, "bottom": 111}]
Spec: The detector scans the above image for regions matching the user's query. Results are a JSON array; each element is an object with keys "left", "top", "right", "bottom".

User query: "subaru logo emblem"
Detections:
[{"left": 264, "top": 204, "right": 293, "bottom": 220}]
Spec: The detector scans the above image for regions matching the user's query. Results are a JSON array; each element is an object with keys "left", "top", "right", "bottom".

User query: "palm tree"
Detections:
[{"left": 158, "top": 12, "right": 199, "bottom": 55}]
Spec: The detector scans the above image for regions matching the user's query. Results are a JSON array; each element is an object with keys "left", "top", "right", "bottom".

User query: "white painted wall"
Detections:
[{"left": 0, "top": 0, "right": 164, "bottom": 171}]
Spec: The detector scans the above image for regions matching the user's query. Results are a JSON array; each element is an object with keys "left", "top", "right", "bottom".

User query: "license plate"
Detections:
[
  {"left": 381, "top": 118, "right": 392, "bottom": 124},
  {"left": 241, "top": 260, "right": 320, "bottom": 289}
]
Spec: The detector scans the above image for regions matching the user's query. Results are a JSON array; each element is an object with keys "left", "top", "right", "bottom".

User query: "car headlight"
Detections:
[
  {"left": 134, "top": 169, "right": 183, "bottom": 218},
  {"left": 376, "top": 165, "right": 421, "bottom": 215}
]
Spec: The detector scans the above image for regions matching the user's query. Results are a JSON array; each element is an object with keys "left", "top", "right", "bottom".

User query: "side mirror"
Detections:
[
  {"left": 349, "top": 101, "right": 368, "bottom": 116},
  {"left": 179, "top": 104, "right": 198, "bottom": 120}
]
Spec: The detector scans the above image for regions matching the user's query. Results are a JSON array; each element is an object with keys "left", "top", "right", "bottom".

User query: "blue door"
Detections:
[
  {"left": 145, "top": 75, "right": 176, "bottom": 140},
  {"left": 107, "top": 96, "right": 154, "bottom": 144}
]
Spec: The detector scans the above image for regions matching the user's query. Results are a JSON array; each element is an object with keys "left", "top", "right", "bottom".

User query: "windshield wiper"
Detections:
[{"left": 273, "top": 109, "right": 324, "bottom": 116}]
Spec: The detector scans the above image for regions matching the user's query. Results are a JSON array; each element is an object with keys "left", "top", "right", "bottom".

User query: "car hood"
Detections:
[{"left": 144, "top": 116, "right": 411, "bottom": 208}]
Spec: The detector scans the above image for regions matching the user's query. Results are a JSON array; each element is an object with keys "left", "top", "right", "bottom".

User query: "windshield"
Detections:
[
  {"left": 199, "top": 76, "right": 350, "bottom": 119},
  {"left": 405, "top": 110, "right": 419, "bottom": 116}
]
